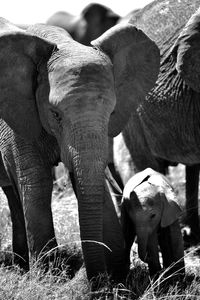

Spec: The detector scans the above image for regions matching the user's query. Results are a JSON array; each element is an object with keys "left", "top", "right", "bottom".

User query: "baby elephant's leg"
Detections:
[{"left": 159, "top": 220, "right": 185, "bottom": 277}]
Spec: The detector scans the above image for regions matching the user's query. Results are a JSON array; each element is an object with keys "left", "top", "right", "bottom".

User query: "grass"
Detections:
[
  {"left": 0, "top": 258, "right": 199, "bottom": 299},
  {"left": 0, "top": 264, "right": 89, "bottom": 300}
]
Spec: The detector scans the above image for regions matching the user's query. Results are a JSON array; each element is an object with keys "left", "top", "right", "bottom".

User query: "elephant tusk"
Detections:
[
  {"left": 81, "top": 240, "right": 112, "bottom": 252},
  {"left": 105, "top": 166, "right": 123, "bottom": 194}
]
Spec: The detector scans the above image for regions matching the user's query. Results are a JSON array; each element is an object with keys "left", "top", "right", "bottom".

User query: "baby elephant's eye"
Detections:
[
  {"left": 150, "top": 213, "right": 156, "bottom": 220},
  {"left": 53, "top": 111, "right": 59, "bottom": 118}
]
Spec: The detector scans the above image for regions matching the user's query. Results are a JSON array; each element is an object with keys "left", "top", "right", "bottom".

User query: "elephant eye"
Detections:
[
  {"left": 111, "top": 110, "right": 115, "bottom": 116},
  {"left": 51, "top": 109, "right": 62, "bottom": 123},
  {"left": 150, "top": 213, "right": 156, "bottom": 220}
]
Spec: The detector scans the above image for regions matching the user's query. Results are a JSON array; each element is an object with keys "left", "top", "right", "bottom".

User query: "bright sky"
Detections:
[{"left": 1, "top": 0, "right": 153, "bottom": 24}]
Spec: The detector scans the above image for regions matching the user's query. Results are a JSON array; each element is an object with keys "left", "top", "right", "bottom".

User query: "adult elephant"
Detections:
[
  {"left": 0, "top": 18, "right": 159, "bottom": 282},
  {"left": 46, "top": 3, "right": 120, "bottom": 45},
  {"left": 112, "top": 0, "right": 200, "bottom": 243}
]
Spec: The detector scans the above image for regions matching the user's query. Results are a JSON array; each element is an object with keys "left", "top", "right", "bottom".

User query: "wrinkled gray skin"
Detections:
[
  {"left": 112, "top": 1, "right": 200, "bottom": 243},
  {"left": 46, "top": 3, "right": 120, "bottom": 46},
  {"left": 121, "top": 168, "right": 185, "bottom": 277},
  {"left": 0, "top": 18, "right": 160, "bottom": 282}
]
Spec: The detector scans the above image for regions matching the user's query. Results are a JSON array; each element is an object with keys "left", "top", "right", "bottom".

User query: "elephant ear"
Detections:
[
  {"left": 175, "top": 8, "right": 200, "bottom": 92},
  {"left": 0, "top": 18, "right": 56, "bottom": 140},
  {"left": 91, "top": 23, "right": 160, "bottom": 137},
  {"left": 160, "top": 190, "right": 182, "bottom": 228},
  {"left": 123, "top": 168, "right": 156, "bottom": 199}
]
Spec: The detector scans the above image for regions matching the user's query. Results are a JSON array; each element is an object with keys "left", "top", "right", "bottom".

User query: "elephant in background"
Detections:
[
  {"left": 121, "top": 168, "right": 185, "bottom": 278},
  {"left": 46, "top": 3, "right": 120, "bottom": 45},
  {"left": 125, "top": 0, "right": 200, "bottom": 46},
  {"left": 111, "top": 0, "right": 200, "bottom": 244},
  {"left": 0, "top": 18, "right": 160, "bottom": 282}
]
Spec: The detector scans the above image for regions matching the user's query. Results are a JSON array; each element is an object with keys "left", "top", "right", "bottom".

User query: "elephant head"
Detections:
[
  {"left": 46, "top": 3, "right": 120, "bottom": 46},
  {"left": 121, "top": 168, "right": 182, "bottom": 267},
  {"left": 80, "top": 3, "right": 120, "bottom": 45},
  {"left": 0, "top": 18, "right": 160, "bottom": 280}
]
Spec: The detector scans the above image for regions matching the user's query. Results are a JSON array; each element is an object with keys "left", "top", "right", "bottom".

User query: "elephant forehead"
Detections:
[
  {"left": 48, "top": 47, "right": 115, "bottom": 105},
  {"left": 50, "top": 43, "right": 113, "bottom": 80},
  {"left": 134, "top": 182, "right": 161, "bottom": 208}
]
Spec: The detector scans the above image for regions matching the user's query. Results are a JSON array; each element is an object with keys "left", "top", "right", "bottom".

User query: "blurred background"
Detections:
[{"left": 1, "top": 0, "right": 153, "bottom": 24}]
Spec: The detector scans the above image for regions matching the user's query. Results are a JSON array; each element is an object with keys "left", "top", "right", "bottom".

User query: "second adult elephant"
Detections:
[
  {"left": 112, "top": 2, "right": 200, "bottom": 243},
  {"left": 0, "top": 19, "right": 160, "bottom": 282},
  {"left": 137, "top": 7, "right": 200, "bottom": 241},
  {"left": 46, "top": 3, "right": 120, "bottom": 45}
]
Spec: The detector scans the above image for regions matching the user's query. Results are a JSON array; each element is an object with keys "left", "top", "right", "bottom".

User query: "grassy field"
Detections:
[{"left": 0, "top": 164, "right": 200, "bottom": 299}]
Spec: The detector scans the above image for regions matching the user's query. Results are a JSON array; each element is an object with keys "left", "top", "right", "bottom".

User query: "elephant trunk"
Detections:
[
  {"left": 136, "top": 228, "right": 148, "bottom": 262},
  {"left": 61, "top": 127, "right": 108, "bottom": 280}
]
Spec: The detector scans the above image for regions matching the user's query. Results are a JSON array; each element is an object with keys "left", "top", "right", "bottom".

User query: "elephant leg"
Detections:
[
  {"left": 103, "top": 182, "right": 128, "bottom": 283},
  {"left": 146, "top": 231, "right": 161, "bottom": 277},
  {"left": 0, "top": 127, "right": 58, "bottom": 264},
  {"left": 2, "top": 185, "right": 29, "bottom": 270},
  {"left": 158, "top": 220, "right": 185, "bottom": 278},
  {"left": 21, "top": 170, "right": 57, "bottom": 260},
  {"left": 5, "top": 139, "right": 59, "bottom": 261},
  {"left": 185, "top": 164, "right": 200, "bottom": 243}
]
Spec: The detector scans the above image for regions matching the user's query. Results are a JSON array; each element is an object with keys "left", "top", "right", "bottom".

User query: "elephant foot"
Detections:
[
  {"left": 36, "top": 244, "right": 83, "bottom": 279},
  {"left": 13, "top": 253, "right": 29, "bottom": 272},
  {"left": 125, "top": 265, "right": 150, "bottom": 297},
  {"left": 89, "top": 272, "right": 132, "bottom": 299},
  {"left": 0, "top": 249, "right": 29, "bottom": 273},
  {"left": 89, "top": 269, "right": 128, "bottom": 293}
]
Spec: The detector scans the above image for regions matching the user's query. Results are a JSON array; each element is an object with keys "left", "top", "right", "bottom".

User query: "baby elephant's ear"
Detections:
[
  {"left": 0, "top": 18, "right": 56, "bottom": 140},
  {"left": 91, "top": 23, "right": 160, "bottom": 137},
  {"left": 160, "top": 191, "right": 182, "bottom": 228},
  {"left": 123, "top": 168, "right": 156, "bottom": 199}
]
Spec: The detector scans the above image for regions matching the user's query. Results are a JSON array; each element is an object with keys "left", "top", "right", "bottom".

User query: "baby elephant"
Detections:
[{"left": 121, "top": 168, "right": 185, "bottom": 278}]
